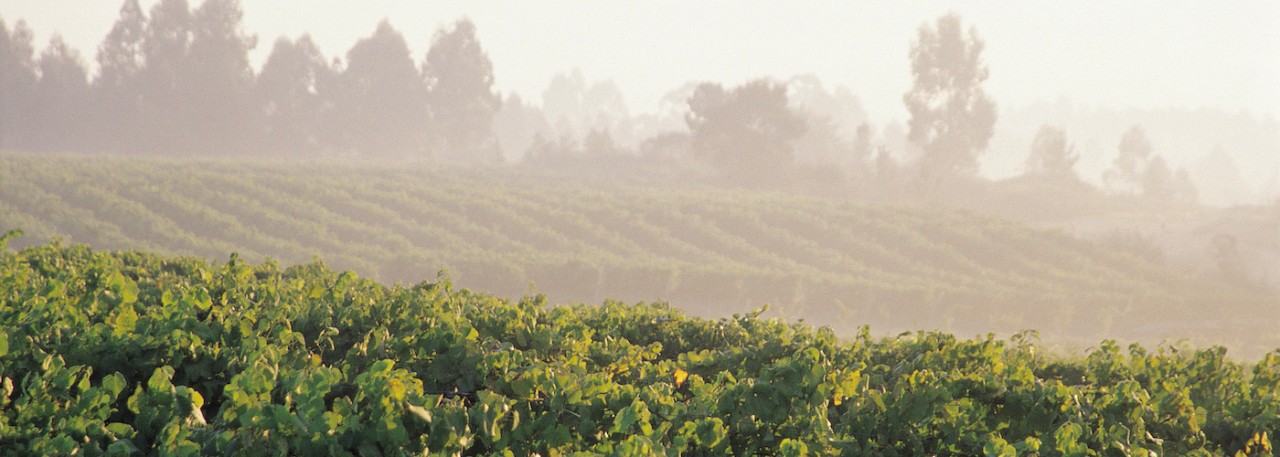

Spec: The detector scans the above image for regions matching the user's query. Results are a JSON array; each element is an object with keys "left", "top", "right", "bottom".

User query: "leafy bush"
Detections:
[{"left": 0, "top": 239, "right": 1276, "bottom": 455}]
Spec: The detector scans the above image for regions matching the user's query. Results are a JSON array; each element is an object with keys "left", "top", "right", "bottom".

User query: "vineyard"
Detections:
[
  {"left": 2, "top": 152, "right": 1277, "bottom": 354},
  {"left": 0, "top": 236, "right": 1276, "bottom": 455}
]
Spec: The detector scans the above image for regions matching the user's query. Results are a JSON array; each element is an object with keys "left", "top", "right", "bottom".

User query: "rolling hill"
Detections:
[{"left": 1, "top": 152, "right": 1275, "bottom": 354}]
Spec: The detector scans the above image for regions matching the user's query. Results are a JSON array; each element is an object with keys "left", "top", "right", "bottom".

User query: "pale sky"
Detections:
[{"left": 5, "top": 1, "right": 1278, "bottom": 122}]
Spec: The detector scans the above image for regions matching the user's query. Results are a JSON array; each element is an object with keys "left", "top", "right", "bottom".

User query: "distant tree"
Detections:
[
  {"left": 1103, "top": 125, "right": 1153, "bottom": 194},
  {"left": 186, "top": 0, "right": 257, "bottom": 155},
  {"left": 852, "top": 123, "right": 874, "bottom": 164},
  {"left": 138, "top": 0, "right": 194, "bottom": 153},
  {"left": 330, "top": 21, "right": 427, "bottom": 158},
  {"left": 787, "top": 74, "right": 870, "bottom": 129},
  {"left": 523, "top": 131, "right": 579, "bottom": 162},
  {"left": 1142, "top": 155, "right": 1198, "bottom": 203},
  {"left": 790, "top": 115, "right": 849, "bottom": 166},
  {"left": 1024, "top": 125, "right": 1079, "bottom": 181},
  {"left": 492, "top": 94, "right": 552, "bottom": 162},
  {"left": 93, "top": 0, "right": 147, "bottom": 152},
  {"left": 788, "top": 74, "right": 871, "bottom": 168},
  {"left": 541, "top": 69, "right": 633, "bottom": 145},
  {"left": 31, "top": 36, "right": 91, "bottom": 151},
  {"left": 637, "top": 131, "right": 691, "bottom": 162},
  {"left": 423, "top": 19, "right": 501, "bottom": 162},
  {"left": 903, "top": 13, "right": 997, "bottom": 183},
  {"left": 1142, "top": 155, "right": 1173, "bottom": 198},
  {"left": 255, "top": 35, "right": 334, "bottom": 156},
  {"left": 686, "top": 79, "right": 806, "bottom": 184},
  {"left": 582, "top": 128, "right": 622, "bottom": 156},
  {"left": 542, "top": 70, "right": 587, "bottom": 136},
  {"left": 1171, "top": 168, "right": 1198, "bottom": 204},
  {"left": 874, "top": 146, "right": 898, "bottom": 181},
  {"left": 582, "top": 81, "right": 629, "bottom": 129},
  {"left": 0, "top": 18, "right": 38, "bottom": 150}
]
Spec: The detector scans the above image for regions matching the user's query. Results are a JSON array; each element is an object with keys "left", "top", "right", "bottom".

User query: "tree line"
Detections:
[
  {"left": 1, "top": 0, "right": 500, "bottom": 160},
  {"left": 1, "top": 2, "right": 1197, "bottom": 201}
]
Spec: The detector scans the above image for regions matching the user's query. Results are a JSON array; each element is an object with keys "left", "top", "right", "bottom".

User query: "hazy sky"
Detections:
[{"left": 6, "top": 1, "right": 1278, "bottom": 122}]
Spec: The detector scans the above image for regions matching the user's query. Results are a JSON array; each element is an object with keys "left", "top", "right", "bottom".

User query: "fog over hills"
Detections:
[
  {"left": 984, "top": 101, "right": 1280, "bottom": 206},
  {"left": 1, "top": 1, "right": 1277, "bottom": 355}
]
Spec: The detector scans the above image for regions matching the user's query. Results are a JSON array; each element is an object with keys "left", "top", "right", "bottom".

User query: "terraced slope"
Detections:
[{"left": 1, "top": 152, "right": 1275, "bottom": 351}]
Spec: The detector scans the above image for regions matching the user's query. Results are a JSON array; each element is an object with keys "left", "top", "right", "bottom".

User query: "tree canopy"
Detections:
[
  {"left": 1024, "top": 125, "right": 1079, "bottom": 182},
  {"left": 686, "top": 79, "right": 806, "bottom": 184},
  {"left": 423, "top": 19, "right": 501, "bottom": 163},
  {"left": 903, "top": 13, "right": 997, "bottom": 183}
]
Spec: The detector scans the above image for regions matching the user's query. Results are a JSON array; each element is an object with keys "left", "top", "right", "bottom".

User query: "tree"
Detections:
[
  {"left": 582, "top": 128, "right": 621, "bottom": 156},
  {"left": 1024, "top": 125, "right": 1079, "bottom": 181},
  {"left": 1170, "top": 167, "right": 1198, "bottom": 204},
  {"left": 1142, "top": 155, "right": 1173, "bottom": 198},
  {"left": 542, "top": 69, "right": 587, "bottom": 137},
  {"left": 255, "top": 34, "right": 334, "bottom": 156},
  {"left": 903, "top": 13, "right": 997, "bottom": 182},
  {"left": 540, "top": 69, "right": 633, "bottom": 145},
  {"left": 492, "top": 94, "right": 551, "bottom": 162},
  {"left": 32, "top": 35, "right": 91, "bottom": 151},
  {"left": 93, "top": 0, "right": 147, "bottom": 152},
  {"left": 0, "top": 18, "right": 38, "bottom": 150},
  {"left": 422, "top": 19, "right": 501, "bottom": 162},
  {"left": 186, "top": 0, "right": 256, "bottom": 155},
  {"left": 1142, "top": 155, "right": 1197, "bottom": 203},
  {"left": 686, "top": 79, "right": 806, "bottom": 184},
  {"left": 138, "top": 0, "right": 194, "bottom": 153},
  {"left": 1103, "top": 125, "right": 1153, "bottom": 194},
  {"left": 330, "top": 20, "right": 427, "bottom": 158}
]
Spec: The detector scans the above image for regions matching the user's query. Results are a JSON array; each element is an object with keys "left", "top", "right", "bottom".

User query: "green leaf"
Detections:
[
  {"left": 779, "top": 438, "right": 809, "bottom": 457},
  {"left": 408, "top": 404, "right": 432, "bottom": 423},
  {"left": 106, "top": 422, "right": 135, "bottom": 438},
  {"left": 185, "top": 288, "right": 212, "bottom": 311},
  {"left": 112, "top": 305, "right": 138, "bottom": 336},
  {"left": 119, "top": 277, "right": 139, "bottom": 305},
  {"left": 612, "top": 403, "right": 639, "bottom": 434},
  {"left": 105, "top": 439, "right": 138, "bottom": 456},
  {"left": 984, "top": 435, "right": 1017, "bottom": 457}
]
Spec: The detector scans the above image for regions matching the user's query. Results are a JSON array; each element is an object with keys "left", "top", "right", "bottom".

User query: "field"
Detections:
[
  {"left": 2, "top": 152, "right": 1277, "bottom": 355},
  {"left": 0, "top": 240, "right": 1275, "bottom": 455},
  {"left": 0, "top": 151, "right": 1274, "bottom": 353}
]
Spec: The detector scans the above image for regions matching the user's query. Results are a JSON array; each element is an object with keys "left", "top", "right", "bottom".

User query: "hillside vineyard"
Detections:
[{"left": 1, "top": 153, "right": 1276, "bottom": 357}]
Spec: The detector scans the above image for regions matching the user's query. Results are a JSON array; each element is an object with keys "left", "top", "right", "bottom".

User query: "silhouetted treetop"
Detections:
[
  {"left": 31, "top": 35, "right": 91, "bottom": 151},
  {"left": 188, "top": 0, "right": 257, "bottom": 154},
  {"left": 256, "top": 34, "right": 334, "bottom": 156},
  {"left": 0, "top": 18, "right": 37, "bottom": 149},
  {"left": 1025, "top": 125, "right": 1079, "bottom": 181},
  {"left": 423, "top": 19, "right": 501, "bottom": 162},
  {"left": 904, "top": 13, "right": 996, "bottom": 181},
  {"left": 687, "top": 79, "right": 806, "bottom": 184},
  {"left": 332, "top": 20, "right": 428, "bottom": 158},
  {"left": 95, "top": 0, "right": 146, "bottom": 93},
  {"left": 1104, "top": 124, "right": 1153, "bottom": 194}
]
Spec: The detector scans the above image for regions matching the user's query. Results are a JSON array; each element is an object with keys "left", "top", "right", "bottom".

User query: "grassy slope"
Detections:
[{"left": 1, "top": 152, "right": 1276, "bottom": 355}]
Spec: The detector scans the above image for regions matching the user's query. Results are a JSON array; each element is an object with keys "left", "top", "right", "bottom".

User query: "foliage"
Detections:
[
  {"left": 903, "top": 13, "right": 997, "bottom": 182},
  {"left": 423, "top": 19, "right": 502, "bottom": 162},
  {"left": 0, "top": 242, "right": 1277, "bottom": 455},
  {"left": 1102, "top": 125, "right": 1198, "bottom": 203},
  {"left": 1024, "top": 125, "right": 1079, "bottom": 182},
  {"left": 687, "top": 79, "right": 807, "bottom": 184},
  {"left": 1, "top": 153, "right": 1276, "bottom": 358}
]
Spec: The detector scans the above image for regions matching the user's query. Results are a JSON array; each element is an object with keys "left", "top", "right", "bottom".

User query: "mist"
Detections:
[{"left": 2, "top": 0, "right": 1279, "bottom": 356}]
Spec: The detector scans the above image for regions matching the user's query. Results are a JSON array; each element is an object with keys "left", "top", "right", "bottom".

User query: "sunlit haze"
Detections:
[
  {"left": 4, "top": 4, "right": 1280, "bottom": 444},
  {"left": 7, "top": 1, "right": 1278, "bottom": 119}
]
